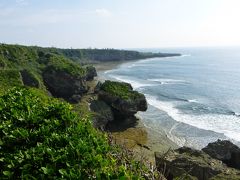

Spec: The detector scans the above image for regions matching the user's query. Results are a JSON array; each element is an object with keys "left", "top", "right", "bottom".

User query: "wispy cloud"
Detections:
[
  {"left": 95, "top": 8, "right": 112, "bottom": 17},
  {"left": 16, "top": 0, "right": 29, "bottom": 6}
]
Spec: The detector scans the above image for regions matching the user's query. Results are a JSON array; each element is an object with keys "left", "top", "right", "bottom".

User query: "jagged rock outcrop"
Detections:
[
  {"left": 202, "top": 139, "right": 240, "bottom": 169},
  {"left": 41, "top": 53, "right": 90, "bottom": 103},
  {"left": 155, "top": 147, "right": 240, "bottom": 180},
  {"left": 20, "top": 69, "right": 40, "bottom": 88},
  {"left": 85, "top": 66, "right": 97, "bottom": 81},
  {"left": 90, "top": 100, "right": 114, "bottom": 130},
  {"left": 98, "top": 80, "right": 147, "bottom": 116},
  {"left": 43, "top": 70, "right": 88, "bottom": 103},
  {"left": 96, "top": 80, "right": 147, "bottom": 129},
  {"left": 94, "top": 81, "right": 102, "bottom": 93}
]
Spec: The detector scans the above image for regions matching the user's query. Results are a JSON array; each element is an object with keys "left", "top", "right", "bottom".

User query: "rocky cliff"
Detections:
[{"left": 90, "top": 80, "right": 147, "bottom": 130}]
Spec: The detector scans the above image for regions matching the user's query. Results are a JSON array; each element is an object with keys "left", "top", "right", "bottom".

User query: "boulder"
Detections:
[
  {"left": 43, "top": 70, "right": 88, "bottom": 102},
  {"left": 202, "top": 139, "right": 240, "bottom": 169},
  {"left": 98, "top": 80, "right": 147, "bottom": 117},
  {"left": 85, "top": 66, "right": 97, "bottom": 81},
  {"left": 155, "top": 147, "right": 240, "bottom": 180},
  {"left": 90, "top": 100, "right": 114, "bottom": 130}
]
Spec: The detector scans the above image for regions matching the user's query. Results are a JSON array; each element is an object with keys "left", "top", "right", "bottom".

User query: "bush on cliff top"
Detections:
[
  {"left": 0, "top": 69, "right": 23, "bottom": 94},
  {"left": 100, "top": 80, "right": 145, "bottom": 100},
  {"left": 44, "top": 54, "right": 86, "bottom": 77},
  {"left": 0, "top": 87, "right": 151, "bottom": 179}
]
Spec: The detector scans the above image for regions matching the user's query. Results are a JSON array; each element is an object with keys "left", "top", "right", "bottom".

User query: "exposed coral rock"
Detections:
[
  {"left": 85, "top": 66, "right": 97, "bottom": 81},
  {"left": 90, "top": 100, "right": 114, "bottom": 130},
  {"left": 98, "top": 80, "right": 147, "bottom": 116},
  {"left": 20, "top": 69, "right": 40, "bottom": 88},
  {"left": 202, "top": 139, "right": 240, "bottom": 169},
  {"left": 43, "top": 70, "right": 88, "bottom": 102},
  {"left": 155, "top": 147, "right": 240, "bottom": 180},
  {"left": 94, "top": 81, "right": 103, "bottom": 93}
]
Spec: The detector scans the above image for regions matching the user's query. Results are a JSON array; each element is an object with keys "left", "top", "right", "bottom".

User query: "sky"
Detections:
[{"left": 0, "top": 0, "right": 240, "bottom": 48}]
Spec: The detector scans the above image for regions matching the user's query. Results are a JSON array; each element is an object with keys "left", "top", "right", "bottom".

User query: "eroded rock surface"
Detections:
[
  {"left": 85, "top": 66, "right": 97, "bottom": 81},
  {"left": 90, "top": 100, "right": 114, "bottom": 130},
  {"left": 155, "top": 147, "right": 240, "bottom": 180},
  {"left": 96, "top": 80, "right": 147, "bottom": 129},
  {"left": 43, "top": 70, "right": 88, "bottom": 102},
  {"left": 98, "top": 80, "right": 147, "bottom": 116},
  {"left": 202, "top": 139, "right": 240, "bottom": 169}
]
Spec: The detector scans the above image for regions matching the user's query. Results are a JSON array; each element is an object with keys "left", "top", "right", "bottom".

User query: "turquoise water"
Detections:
[{"left": 101, "top": 47, "right": 240, "bottom": 149}]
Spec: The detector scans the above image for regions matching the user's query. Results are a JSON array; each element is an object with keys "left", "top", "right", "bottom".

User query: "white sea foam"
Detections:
[
  {"left": 104, "top": 69, "right": 117, "bottom": 74},
  {"left": 110, "top": 75, "right": 155, "bottom": 89},
  {"left": 180, "top": 54, "right": 191, "bottom": 57},
  {"left": 146, "top": 94, "right": 240, "bottom": 141},
  {"left": 127, "top": 64, "right": 136, "bottom": 68},
  {"left": 147, "top": 78, "right": 187, "bottom": 85},
  {"left": 234, "top": 112, "right": 240, "bottom": 116},
  {"left": 188, "top": 99, "right": 198, "bottom": 103}
]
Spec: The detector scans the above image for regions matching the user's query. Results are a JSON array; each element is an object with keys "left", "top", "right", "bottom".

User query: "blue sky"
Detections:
[{"left": 0, "top": 0, "right": 240, "bottom": 48}]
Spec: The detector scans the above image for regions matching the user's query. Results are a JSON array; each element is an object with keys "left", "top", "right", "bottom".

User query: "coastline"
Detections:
[{"left": 93, "top": 60, "right": 178, "bottom": 162}]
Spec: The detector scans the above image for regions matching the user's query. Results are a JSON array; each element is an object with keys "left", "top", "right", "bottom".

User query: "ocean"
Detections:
[{"left": 100, "top": 47, "right": 240, "bottom": 149}]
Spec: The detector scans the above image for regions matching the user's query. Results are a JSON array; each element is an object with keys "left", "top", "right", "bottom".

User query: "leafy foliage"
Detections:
[
  {"left": 101, "top": 80, "right": 145, "bottom": 100},
  {"left": 0, "top": 87, "right": 151, "bottom": 179},
  {"left": 44, "top": 54, "right": 86, "bottom": 77},
  {"left": 0, "top": 69, "right": 23, "bottom": 94}
]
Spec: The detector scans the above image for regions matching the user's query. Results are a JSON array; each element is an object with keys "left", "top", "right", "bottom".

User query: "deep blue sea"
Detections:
[{"left": 101, "top": 47, "right": 240, "bottom": 149}]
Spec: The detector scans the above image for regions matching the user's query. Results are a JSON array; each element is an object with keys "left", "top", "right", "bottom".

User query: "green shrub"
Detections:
[
  {"left": 0, "top": 70, "right": 23, "bottom": 95},
  {"left": 0, "top": 87, "right": 149, "bottom": 179},
  {"left": 101, "top": 80, "right": 144, "bottom": 100},
  {"left": 45, "top": 54, "right": 86, "bottom": 77},
  {"left": 20, "top": 69, "right": 42, "bottom": 88}
]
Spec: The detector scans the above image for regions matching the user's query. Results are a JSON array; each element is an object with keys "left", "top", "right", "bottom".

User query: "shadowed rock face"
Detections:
[
  {"left": 90, "top": 100, "right": 114, "bottom": 130},
  {"left": 155, "top": 147, "right": 240, "bottom": 180},
  {"left": 202, "top": 139, "right": 240, "bottom": 169},
  {"left": 93, "top": 80, "right": 147, "bottom": 130},
  {"left": 85, "top": 66, "right": 97, "bottom": 81},
  {"left": 98, "top": 80, "right": 147, "bottom": 116},
  {"left": 43, "top": 70, "right": 88, "bottom": 102},
  {"left": 20, "top": 69, "right": 40, "bottom": 88}
]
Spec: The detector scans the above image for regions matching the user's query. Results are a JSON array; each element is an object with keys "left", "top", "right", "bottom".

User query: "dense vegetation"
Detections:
[
  {"left": 0, "top": 43, "right": 168, "bottom": 179},
  {"left": 100, "top": 80, "right": 145, "bottom": 100},
  {"left": 0, "top": 43, "right": 179, "bottom": 95},
  {"left": 0, "top": 43, "right": 180, "bottom": 65},
  {"left": 0, "top": 87, "right": 154, "bottom": 179},
  {"left": 0, "top": 70, "right": 23, "bottom": 94},
  {"left": 37, "top": 47, "right": 180, "bottom": 63},
  {"left": 0, "top": 44, "right": 88, "bottom": 96},
  {"left": 43, "top": 54, "right": 86, "bottom": 77}
]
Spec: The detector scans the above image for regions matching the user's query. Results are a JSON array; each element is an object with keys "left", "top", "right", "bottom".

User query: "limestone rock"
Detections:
[
  {"left": 98, "top": 80, "right": 147, "bottom": 117},
  {"left": 155, "top": 147, "right": 240, "bottom": 180},
  {"left": 94, "top": 81, "right": 103, "bottom": 93},
  {"left": 90, "top": 100, "right": 114, "bottom": 130},
  {"left": 43, "top": 70, "right": 88, "bottom": 102},
  {"left": 202, "top": 139, "right": 240, "bottom": 169},
  {"left": 85, "top": 66, "right": 97, "bottom": 81},
  {"left": 20, "top": 69, "right": 40, "bottom": 88}
]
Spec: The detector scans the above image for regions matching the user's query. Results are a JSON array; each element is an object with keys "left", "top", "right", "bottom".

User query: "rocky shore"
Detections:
[
  {"left": 2, "top": 43, "right": 240, "bottom": 179},
  {"left": 94, "top": 61, "right": 240, "bottom": 179}
]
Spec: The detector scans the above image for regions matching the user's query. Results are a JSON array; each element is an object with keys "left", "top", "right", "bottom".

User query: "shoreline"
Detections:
[{"left": 93, "top": 60, "right": 178, "bottom": 162}]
